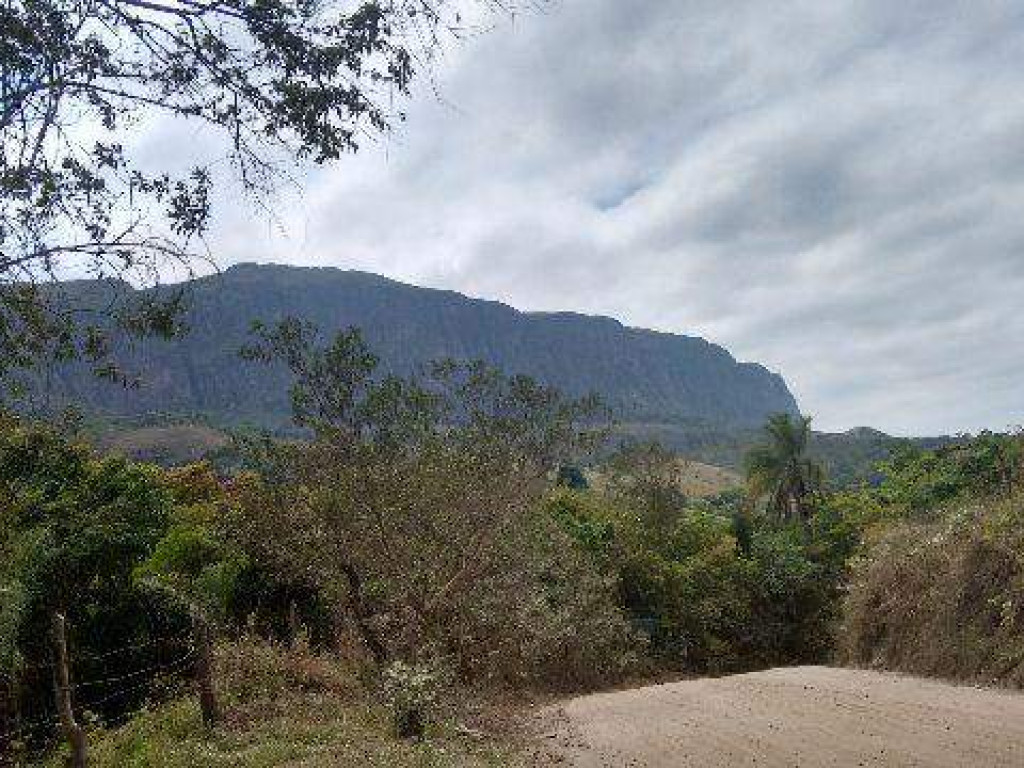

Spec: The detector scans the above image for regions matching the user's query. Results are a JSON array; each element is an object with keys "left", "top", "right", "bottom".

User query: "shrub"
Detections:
[
  {"left": 839, "top": 492, "right": 1024, "bottom": 686},
  {"left": 743, "top": 526, "right": 837, "bottom": 665},
  {"left": 380, "top": 661, "right": 446, "bottom": 740},
  {"left": 0, "top": 417, "right": 191, "bottom": 731},
  {"left": 549, "top": 486, "right": 841, "bottom": 674},
  {"left": 214, "top": 634, "right": 359, "bottom": 711},
  {"left": 876, "top": 432, "right": 1023, "bottom": 517}
]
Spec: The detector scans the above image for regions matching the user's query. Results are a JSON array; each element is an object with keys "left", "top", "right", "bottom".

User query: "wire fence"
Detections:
[
  {"left": 4, "top": 630, "right": 192, "bottom": 675},
  {"left": 0, "top": 631, "right": 197, "bottom": 747},
  {"left": 77, "top": 651, "right": 198, "bottom": 712},
  {"left": 73, "top": 647, "right": 197, "bottom": 692},
  {"left": 75, "top": 634, "right": 192, "bottom": 663}
]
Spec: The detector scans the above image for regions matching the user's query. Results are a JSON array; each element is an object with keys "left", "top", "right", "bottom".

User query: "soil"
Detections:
[{"left": 541, "top": 666, "right": 1024, "bottom": 767}]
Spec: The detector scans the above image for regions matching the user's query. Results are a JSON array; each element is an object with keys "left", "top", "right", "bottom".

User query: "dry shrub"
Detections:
[
  {"left": 435, "top": 516, "right": 642, "bottom": 690},
  {"left": 839, "top": 493, "right": 1024, "bottom": 686},
  {"left": 228, "top": 441, "right": 640, "bottom": 692},
  {"left": 214, "top": 633, "right": 362, "bottom": 716}
]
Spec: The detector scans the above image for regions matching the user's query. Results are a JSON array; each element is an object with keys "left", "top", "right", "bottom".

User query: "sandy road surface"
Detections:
[{"left": 546, "top": 666, "right": 1024, "bottom": 767}]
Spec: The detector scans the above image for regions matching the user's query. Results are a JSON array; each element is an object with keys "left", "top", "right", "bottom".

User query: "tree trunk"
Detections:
[
  {"left": 339, "top": 562, "right": 388, "bottom": 665},
  {"left": 192, "top": 615, "right": 220, "bottom": 728},
  {"left": 287, "top": 601, "right": 301, "bottom": 647},
  {"left": 0, "top": 675, "right": 11, "bottom": 765},
  {"left": 788, "top": 493, "right": 800, "bottom": 523}
]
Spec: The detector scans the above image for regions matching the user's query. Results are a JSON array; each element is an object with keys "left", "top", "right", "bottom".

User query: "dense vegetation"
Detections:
[
  {"left": 839, "top": 433, "right": 1024, "bottom": 683},
  {"left": 2, "top": 320, "right": 1021, "bottom": 765},
  {"left": 547, "top": 436, "right": 843, "bottom": 674}
]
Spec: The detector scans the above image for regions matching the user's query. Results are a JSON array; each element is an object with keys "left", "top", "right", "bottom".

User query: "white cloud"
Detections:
[{"left": 155, "top": 0, "right": 1024, "bottom": 435}]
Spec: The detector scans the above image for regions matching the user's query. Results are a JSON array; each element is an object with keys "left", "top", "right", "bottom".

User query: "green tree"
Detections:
[
  {"left": 0, "top": 415, "right": 191, "bottom": 729},
  {"left": 603, "top": 440, "right": 687, "bottom": 532},
  {"left": 744, "top": 413, "right": 825, "bottom": 523},
  {"left": 136, "top": 463, "right": 247, "bottom": 624}
]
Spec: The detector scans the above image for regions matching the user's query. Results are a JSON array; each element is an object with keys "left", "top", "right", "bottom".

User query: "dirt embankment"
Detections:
[{"left": 544, "top": 666, "right": 1024, "bottom": 767}]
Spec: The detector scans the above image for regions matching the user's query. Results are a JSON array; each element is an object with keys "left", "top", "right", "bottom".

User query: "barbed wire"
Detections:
[
  {"left": 77, "top": 652, "right": 197, "bottom": 712},
  {"left": 73, "top": 647, "right": 197, "bottom": 691},
  {"left": 4, "top": 629, "right": 192, "bottom": 675},
  {"left": 1, "top": 643, "right": 198, "bottom": 745},
  {"left": 74, "top": 632, "right": 192, "bottom": 663}
]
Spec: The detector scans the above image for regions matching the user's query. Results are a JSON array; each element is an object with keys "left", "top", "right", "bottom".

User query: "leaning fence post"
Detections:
[
  {"left": 192, "top": 614, "right": 220, "bottom": 728},
  {"left": 51, "top": 613, "right": 86, "bottom": 768}
]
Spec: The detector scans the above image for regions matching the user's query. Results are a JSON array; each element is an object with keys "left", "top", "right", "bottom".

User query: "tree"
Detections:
[
  {"left": 0, "top": 415, "right": 191, "bottom": 729},
  {"left": 0, "top": 0, "right": 508, "bottom": 389},
  {"left": 603, "top": 440, "right": 687, "bottom": 532},
  {"left": 744, "top": 413, "right": 824, "bottom": 523},
  {"left": 231, "top": 320, "right": 629, "bottom": 682}
]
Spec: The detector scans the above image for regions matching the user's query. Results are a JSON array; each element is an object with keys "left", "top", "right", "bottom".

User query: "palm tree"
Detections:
[{"left": 744, "top": 414, "right": 825, "bottom": 523}]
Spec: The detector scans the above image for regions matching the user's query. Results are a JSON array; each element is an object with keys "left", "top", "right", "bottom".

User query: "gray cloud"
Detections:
[{"left": 176, "top": 0, "right": 1024, "bottom": 435}]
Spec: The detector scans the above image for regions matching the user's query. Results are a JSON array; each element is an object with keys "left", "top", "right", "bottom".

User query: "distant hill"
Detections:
[
  {"left": 807, "top": 427, "right": 955, "bottom": 486},
  {"left": 638, "top": 422, "right": 955, "bottom": 487},
  {"left": 36, "top": 263, "right": 801, "bottom": 436}
]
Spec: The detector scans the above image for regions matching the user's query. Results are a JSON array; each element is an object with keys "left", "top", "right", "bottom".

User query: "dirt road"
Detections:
[{"left": 547, "top": 666, "right": 1024, "bottom": 767}]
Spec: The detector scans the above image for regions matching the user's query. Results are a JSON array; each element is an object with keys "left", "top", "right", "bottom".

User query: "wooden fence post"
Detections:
[
  {"left": 193, "top": 615, "right": 220, "bottom": 728},
  {"left": 0, "top": 674, "right": 11, "bottom": 765},
  {"left": 287, "top": 601, "right": 300, "bottom": 647},
  {"left": 51, "top": 613, "right": 86, "bottom": 768}
]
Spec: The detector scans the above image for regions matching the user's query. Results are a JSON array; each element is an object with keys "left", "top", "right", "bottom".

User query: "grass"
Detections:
[
  {"left": 39, "top": 639, "right": 538, "bottom": 768},
  {"left": 57, "top": 695, "right": 523, "bottom": 767},
  {"left": 92, "top": 423, "right": 229, "bottom": 466}
]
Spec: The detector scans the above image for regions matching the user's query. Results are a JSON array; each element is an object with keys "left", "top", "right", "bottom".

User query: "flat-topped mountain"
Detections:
[{"left": 41, "top": 263, "right": 801, "bottom": 433}]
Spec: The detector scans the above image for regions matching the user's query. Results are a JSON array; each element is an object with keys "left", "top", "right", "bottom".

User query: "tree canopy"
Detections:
[
  {"left": 0, "top": 0, "right": 509, "bottom": 388},
  {"left": 744, "top": 413, "right": 825, "bottom": 523}
]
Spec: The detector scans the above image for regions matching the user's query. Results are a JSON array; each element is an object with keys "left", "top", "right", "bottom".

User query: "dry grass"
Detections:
[
  {"left": 43, "top": 639, "right": 540, "bottom": 768},
  {"left": 94, "top": 424, "right": 229, "bottom": 464},
  {"left": 588, "top": 459, "right": 741, "bottom": 499},
  {"left": 674, "top": 460, "right": 742, "bottom": 498},
  {"left": 839, "top": 493, "right": 1024, "bottom": 687}
]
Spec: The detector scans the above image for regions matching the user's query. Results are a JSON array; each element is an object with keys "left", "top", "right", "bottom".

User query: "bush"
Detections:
[
  {"left": 743, "top": 526, "right": 837, "bottom": 666},
  {"left": 876, "top": 432, "right": 1023, "bottom": 517},
  {"left": 230, "top": 462, "right": 639, "bottom": 689},
  {"left": 548, "top": 487, "right": 841, "bottom": 674},
  {"left": 380, "top": 661, "right": 446, "bottom": 740},
  {"left": 0, "top": 416, "right": 192, "bottom": 732},
  {"left": 214, "top": 634, "right": 359, "bottom": 710},
  {"left": 839, "top": 492, "right": 1024, "bottom": 686}
]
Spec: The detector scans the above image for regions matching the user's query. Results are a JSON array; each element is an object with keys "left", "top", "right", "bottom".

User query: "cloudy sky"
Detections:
[{"left": 159, "top": 0, "right": 1024, "bottom": 436}]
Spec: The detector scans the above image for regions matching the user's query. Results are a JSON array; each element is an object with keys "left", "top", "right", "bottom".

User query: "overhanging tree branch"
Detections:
[{"left": 2, "top": 0, "right": 545, "bottom": 394}]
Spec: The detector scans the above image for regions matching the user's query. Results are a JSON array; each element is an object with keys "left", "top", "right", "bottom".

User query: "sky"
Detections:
[{"left": 145, "top": 0, "right": 1024, "bottom": 436}]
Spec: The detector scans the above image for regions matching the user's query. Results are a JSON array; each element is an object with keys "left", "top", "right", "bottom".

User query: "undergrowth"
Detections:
[
  {"left": 41, "top": 638, "right": 534, "bottom": 768},
  {"left": 839, "top": 492, "right": 1024, "bottom": 687}
]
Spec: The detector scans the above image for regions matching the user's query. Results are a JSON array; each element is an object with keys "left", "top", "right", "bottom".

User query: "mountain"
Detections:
[{"left": 38, "top": 263, "right": 801, "bottom": 435}]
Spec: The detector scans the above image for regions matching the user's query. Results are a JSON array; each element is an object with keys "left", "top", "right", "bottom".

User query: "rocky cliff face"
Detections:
[{"left": 43, "top": 263, "right": 801, "bottom": 431}]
